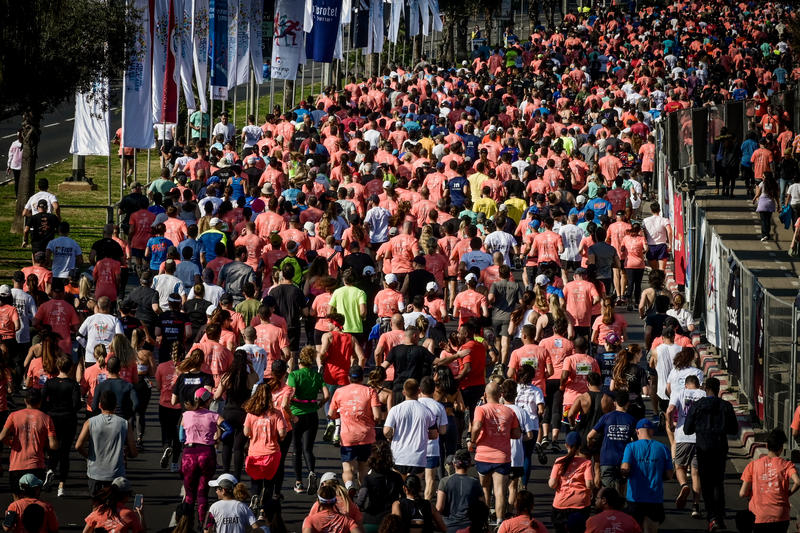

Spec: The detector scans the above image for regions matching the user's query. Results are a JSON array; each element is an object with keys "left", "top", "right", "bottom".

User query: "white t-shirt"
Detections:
[
  {"left": 242, "top": 125, "right": 262, "bottom": 148},
  {"left": 385, "top": 399, "right": 436, "bottom": 467},
  {"left": 419, "top": 396, "right": 448, "bottom": 459},
  {"left": 363, "top": 129, "right": 382, "bottom": 149},
  {"left": 155, "top": 122, "right": 176, "bottom": 141},
  {"left": 189, "top": 282, "right": 224, "bottom": 312},
  {"left": 212, "top": 122, "right": 236, "bottom": 142},
  {"left": 24, "top": 191, "right": 58, "bottom": 213},
  {"left": 484, "top": 230, "right": 517, "bottom": 266},
  {"left": 507, "top": 404, "right": 536, "bottom": 468},
  {"left": 239, "top": 343, "right": 267, "bottom": 384},
  {"left": 655, "top": 343, "right": 682, "bottom": 400},
  {"left": 666, "top": 308, "right": 694, "bottom": 330},
  {"left": 11, "top": 288, "right": 37, "bottom": 344},
  {"left": 152, "top": 274, "right": 186, "bottom": 311},
  {"left": 643, "top": 215, "right": 670, "bottom": 246},
  {"left": 46, "top": 236, "right": 82, "bottom": 278},
  {"left": 667, "top": 366, "right": 705, "bottom": 401},
  {"left": 669, "top": 388, "right": 706, "bottom": 443},
  {"left": 787, "top": 183, "right": 800, "bottom": 205},
  {"left": 208, "top": 499, "right": 257, "bottom": 533},
  {"left": 78, "top": 313, "right": 124, "bottom": 363},
  {"left": 559, "top": 223, "right": 585, "bottom": 262}
]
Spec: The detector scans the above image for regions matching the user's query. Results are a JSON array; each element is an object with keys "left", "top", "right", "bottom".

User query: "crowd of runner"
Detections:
[{"left": 4, "top": 0, "right": 800, "bottom": 532}]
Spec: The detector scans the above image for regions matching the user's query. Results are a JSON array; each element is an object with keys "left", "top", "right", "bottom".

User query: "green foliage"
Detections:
[{"left": 0, "top": 0, "right": 133, "bottom": 116}]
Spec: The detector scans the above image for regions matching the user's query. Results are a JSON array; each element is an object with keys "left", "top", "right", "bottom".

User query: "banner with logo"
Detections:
[
  {"left": 235, "top": 0, "right": 252, "bottom": 87},
  {"left": 151, "top": 0, "right": 170, "bottom": 122},
  {"left": 705, "top": 231, "right": 721, "bottom": 348},
  {"left": 725, "top": 257, "right": 741, "bottom": 378},
  {"left": 673, "top": 192, "right": 686, "bottom": 286},
  {"left": 123, "top": 0, "right": 155, "bottom": 149},
  {"left": 249, "top": 0, "right": 264, "bottom": 84},
  {"left": 227, "top": 0, "right": 240, "bottom": 89},
  {"left": 70, "top": 80, "right": 110, "bottom": 156},
  {"left": 192, "top": 0, "right": 210, "bottom": 112},
  {"left": 305, "top": 0, "right": 343, "bottom": 63},
  {"left": 178, "top": 0, "right": 196, "bottom": 110},
  {"left": 271, "top": 0, "right": 304, "bottom": 81},
  {"left": 209, "top": 0, "right": 228, "bottom": 95},
  {"left": 753, "top": 284, "right": 765, "bottom": 419},
  {"left": 388, "top": 0, "right": 402, "bottom": 43}
]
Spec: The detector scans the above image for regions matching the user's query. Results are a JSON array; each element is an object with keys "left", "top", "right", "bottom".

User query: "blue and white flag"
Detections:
[
  {"left": 123, "top": 0, "right": 155, "bottom": 149},
  {"left": 249, "top": 0, "right": 264, "bottom": 84},
  {"left": 305, "top": 0, "right": 343, "bottom": 63},
  {"left": 235, "top": 0, "right": 251, "bottom": 86},
  {"left": 209, "top": 0, "right": 228, "bottom": 95},
  {"left": 192, "top": 0, "right": 210, "bottom": 111}
]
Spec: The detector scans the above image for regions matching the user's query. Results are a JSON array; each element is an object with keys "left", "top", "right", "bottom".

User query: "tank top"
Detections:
[
  {"left": 231, "top": 175, "right": 245, "bottom": 199},
  {"left": 514, "top": 309, "right": 537, "bottom": 338},
  {"left": 576, "top": 390, "right": 605, "bottom": 444}
]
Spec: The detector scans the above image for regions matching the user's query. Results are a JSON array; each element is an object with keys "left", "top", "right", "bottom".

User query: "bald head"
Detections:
[
  {"left": 485, "top": 381, "right": 499, "bottom": 401},
  {"left": 391, "top": 313, "right": 404, "bottom": 330},
  {"left": 103, "top": 224, "right": 114, "bottom": 237}
]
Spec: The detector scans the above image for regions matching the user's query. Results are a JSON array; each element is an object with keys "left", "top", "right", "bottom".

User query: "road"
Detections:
[{"left": 0, "top": 289, "right": 750, "bottom": 533}]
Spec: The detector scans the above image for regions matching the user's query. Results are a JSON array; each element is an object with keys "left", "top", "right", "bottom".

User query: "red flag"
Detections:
[{"left": 161, "top": 0, "right": 179, "bottom": 123}]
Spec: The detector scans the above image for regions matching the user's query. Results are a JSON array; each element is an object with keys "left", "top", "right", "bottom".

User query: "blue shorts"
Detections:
[
  {"left": 475, "top": 460, "right": 511, "bottom": 476},
  {"left": 646, "top": 243, "right": 668, "bottom": 261},
  {"left": 426, "top": 456, "right": 440, "bottom": 469},
  {"left": 130, "top": 247, "right": 145, "bottom": 259},
  {"left": 340, "top": 444, "right": 371, "bottom": 463}
]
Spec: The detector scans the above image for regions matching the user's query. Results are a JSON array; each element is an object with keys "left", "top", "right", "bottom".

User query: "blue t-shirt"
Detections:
[
  {"left": 586, "top": 198, "right": 612, "bottom": 218},
  {"left": 282, "top": 188, "right": 301, "bottom": 206},
  {"left": 569, "top": 206, "right": 587, "bottom": 222},
  {"left": 741, "top": 139, "right": 758, "bottom": 167},
  {"left": 622, "top": 439, "right": 673, "bottom": 503},
  {"left": 146, "top": 236, "right": 174, "bottom": 271},
  {"left": 196, "top": 230, "right": 225, "bottom": 263},
  {"left": 447, "top": 176, "right": 469, "bottom": 208},
  {"left": 594, "top": 411, "right": 636, "bottom": 466},
  {"left": 177, "top": 238, "right": 201, "bottom": 267},
  {"left": 460, "top": 134, "right": 480, "bottom": 161}
]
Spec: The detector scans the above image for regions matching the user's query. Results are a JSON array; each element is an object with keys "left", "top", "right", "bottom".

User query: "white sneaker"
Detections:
[
  {"left": 57, "top": 486, "right": 65, "bottom": 497},
  {"left": 43, "top": 469, "right": 56, "bottom": 490}
]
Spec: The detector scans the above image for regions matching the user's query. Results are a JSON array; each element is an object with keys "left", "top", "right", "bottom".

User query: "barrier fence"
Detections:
[{"left": 654, "top": 85, "right": 800, "bottom": 440}]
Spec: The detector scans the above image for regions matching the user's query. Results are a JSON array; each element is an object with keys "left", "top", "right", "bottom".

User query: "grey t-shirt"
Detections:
[
  {"left": 218, "top": 261, "right": 256, "bottom": 305},
  {"left": 438, "top": 473, "right": 483, "bottom": 529},
  {"left": 489, "top": 279, "right": 523, "bottom": 322},
  {"left": 87, "top": 413, "right": 128, "bottom": 481},
  {"left": 588, "top": 241, "right": 618, "bottom": 280}
]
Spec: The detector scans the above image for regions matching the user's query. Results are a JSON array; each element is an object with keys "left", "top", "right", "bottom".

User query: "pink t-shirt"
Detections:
[
  {"left": 329, "top": 383, "right": 380, "bottom": 446},
  {"left": 453, "top": 289, "right": 487, "bottom": 325},
  {"left": 742, "top": 456, "right": 796, "bottom": 524},
  {"left": 563, "top": 280, "right": 600, "bottom": 327},
  {"left": 182, "top": 408, "right": 219, "bottom": 446},
  {"left": 621, "top": 235, "right": 647, "bottom": 269},
  {"left": 550, "top": 456, "right": 593, "bottom": 509},
  {"left": 508, "top": 344, "right": 548, "bottom": 391},
  {"left": 474, "top": 403, "right": 520, "bottom": 464},
  {"left": 540, "top": 335, "right": 574, "bottom": 376},
  {"left": 3, "top": 408, "right": 56, "bottom": 471},
  {"left": 562, "top": 354, "right": 600, "bottom": 406},
  {"left": 245, "top": 409, "right": 287, "bottom": 456},
  {"left": 592, "top": 314, "right": 628, "bottom": 343}
]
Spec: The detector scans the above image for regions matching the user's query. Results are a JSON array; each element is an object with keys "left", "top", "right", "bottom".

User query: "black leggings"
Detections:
[
  {"left": 721, "top": 165, "right": 737, "bottom": 195},
  {"left": 293, "top": 412, "right": 318, "bottom": 481},
  {"left": 759, "top": 211, "right": 773, "bottom": 239},
  {"left": 158, "top": 405, "right": 182, "bottom": 455},
  {"left": 48, "top": 414, "right": 77, "bottom": 482},
  {"left": 221, "top": 407, "right": 246, "bottom": 481},
  {"left": 625, "top": 268, "right": 645, "bottom": 304},
  {"left": 133, "top": 379, "right": 151, "bottom": 439}
]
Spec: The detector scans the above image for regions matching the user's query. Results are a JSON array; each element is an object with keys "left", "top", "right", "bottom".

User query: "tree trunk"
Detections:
[
  {"left": 282, "top": 79, "right": 294, "bottom": 112},
  {"left": 455, "top": 13, "right": 469, "bottom": 62},
  {"left": 484, "top": 8, "right": 494, "bottom": 48},
  {"left": 412, "top": 33, "right": 423, "bottom": 64},
  {"left": 12, "top": 108, "right": 42, "bottom": 234}
]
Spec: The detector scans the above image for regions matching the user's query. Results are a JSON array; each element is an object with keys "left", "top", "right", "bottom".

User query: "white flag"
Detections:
[
  {"left": 177, "top": 0, "right": 196, "bottom": 110},
  {"left": 236, "top": 0, "right": 251, "bottom": 86},
  {"left": 122, "top": 0, "right": 155, "bottom": 149},
  {"left": 227, "top": 0, "right": 239, "bottom": 89},
  {"left": 249, "top": 0, "right": 264, "bottom": 84},
  {"left": 341, "top": 0, "right": 352, "bottom": 24},
  {"left": 430, "top": 0, "right": 443, "bottom": 32},
  {"left": 364, "top": 0, "right": 384, "bottom": 55},
  {"left": 192, "top": 0, "right": 210, "bottom": 112},
  {"left": 388, "top": 0, "right": 402, "bottom": 43},
  {"left": 420, "top": 0, "right": 431, "bottom": 36},
  {"left": 70, "top": 81, "right": 110, "bottom": 156},
  {"left": 271, "top": 0, "right": 305, "bottom": 80},
  {"left": 151, "top": 0, "right": 170, "bottom": 123},
  {"left": 408, "top": 0, "right": 421, "bottom": 37}
]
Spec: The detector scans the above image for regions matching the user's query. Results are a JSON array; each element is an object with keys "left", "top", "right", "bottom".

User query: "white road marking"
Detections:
[
  {"left": 66, "top": 117, "right": 75, "bottom": 121},
  {"left": 44, "top": 122, "right": 59, "bottom": 128}
]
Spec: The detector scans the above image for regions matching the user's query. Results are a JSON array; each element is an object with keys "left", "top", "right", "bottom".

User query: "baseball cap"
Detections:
[
  {"left": 605, "top": 331, "right": 621, "bottom": 345},
  {"left": 209, "top": 217, "right": 222, "bottom": 227},
  {"left": 382, "top": 180, "right": 393, "bottom": 188},
  {"left": 304, "top": 221, "right": 316, "bottom": 236},
  {"left": 194, "top": 388, "right": 212, "bottom": 403},
  {"left": 349, "top": 365, "right": 364, "bottom": 380},
  {"left": 0, "top": 285, "right": 11, "bottom": 297},
  {"left": 112, "top": 477, "right": 132, "bottom": 493},
  {"left": 498, "top": 203, "right": 508, "bottom": 211},
  {"left": 385, "top": 273, "right": 398, "bottom": 285},
  {"left": 426, "top": 281, "right": 439, "bottom": 292},
  {"left": 363, "top": 265, "right": 376, "bottom": 276},
  {"left": 636, "top": 419, "right": 656, "bottom": 430},
  {"left": 209, "top": 473, "right": 238, "bottom": 489},
  {"left": 261, "top": 183, "right": 274, "bottom": 195},
  {"left": 576, "top": 195, "right": 587, "bottom": 204},
  {"left": 535, "top": 274, "right": 550, "bottom": 286},
  {"left": 320, "top": 472, "right": 338, "bottom": 484},
  {"left": 130, "top": 182, "right": 143, "bottom": 190},
  {"left": 565, "top": 431, "right": 582, "bottom": 447},
  {"left": 465, "top": 273, "right": 478, "bottom": 284},
  {"left": 37, "top": 199, "right": 48, "bottom": 209},
  {"left": 18, "top": 473, "right": 43, "bottom": 489}
]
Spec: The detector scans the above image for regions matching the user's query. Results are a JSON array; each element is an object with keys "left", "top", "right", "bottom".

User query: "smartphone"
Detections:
[
  {"left": 3, "top": 511, "right": 18, "bottom": 529},
  {"left": 134, "top": 494, "right": 144, "bottom": 509}
]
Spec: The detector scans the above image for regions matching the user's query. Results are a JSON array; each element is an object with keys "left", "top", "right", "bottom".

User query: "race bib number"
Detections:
[
  {"left": 522, "top": 357, "right": 538, "bottom": 369},
  {"left": 554, "top": 339, "right": 563, "bottom": 348},
  {"left": 576, "top": 362, "right": 592, "bottom": 375}
]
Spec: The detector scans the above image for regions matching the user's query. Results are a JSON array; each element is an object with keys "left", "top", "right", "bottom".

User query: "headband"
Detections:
[{"left": 318, "top": 496, "right": 337, "bottom": 505}]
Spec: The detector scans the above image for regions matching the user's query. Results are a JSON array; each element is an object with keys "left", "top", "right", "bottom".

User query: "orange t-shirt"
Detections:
[
  {"left": 129, "top": 209, "right": 156, "bottom": 250},
  {"left": 155, "top": 361, "right": 180, "bottom": 409},
  {"left": 591, "top": 314, "right": 628, "bottom": 343},
  {"left": 508, "top": 344, "right": 548, "bottom": 391},
  {"left": 34, "top": 299, "right": 79, "bottom": 355},
  {"left": 586, "top": 510, "right": 641, "bottom": 533},
  {"left": 533, "top": 231, "right": 562, "bottom": 265},
  {"left": 235, "top": 233, "right": 265, "bottom": 270},
  {"left": 84, "top": 505, "right": 143, "bottom": 533},
  {"left": 94, "top": 258, "right": 121, "bottom": 301},
  {"left": 191, "top": 339, "right": 233, "bottom": 386},
  {"left": 474, "top": 402, "right": 520, "bottom": 464},
  {"left": 81, "top": 363, "right": 109, "bottom": 412},
  {"left": 329, "top": 383, "right": 380, "bottom": 446},
  {"left": 253, "top": 322, "right": 289, "bottom": 377},
  {"left": 244, "top": 409, "right": 287, "bottom": 456},
  {"left": 452, "top": 289, "right": 487, "bottom": 325},
  {"left": 301, "top": 509, "right": 358, "bottom": 533},
  {"left": 751, "top": 147, "right": 773, "bottom": 179},
  {"left": 311, "top": 293, "right": 334, "bottom": 332},
  {"left": 459, "top": 340, "right": 487, "bottom": 389},
  {"left": 563, "top": 279, "right": 600, "bottom": 327},
  {"left": 388, "top": 234, "right": 419, "bottom": 273},
  {"left": 5, "top": 497, "right": 59, "bottom": 533},
  {"left": 562, "top": 354, "right": 601, "bottom": 405},
  {"left": 3, "top": 408, "right": 55, "bottom": 471},
  {"left": 376, "top": 329, "right": 404, "bottom": 382},
  {"left": 374, "top": 288, "right": 405, "bottom": 318},
  {"left": 550, "top": 456, "right": 593, "bottom": 509},
  {"left": 621, "top": 235, "right": 647, "bottom": 269},
  {"left": 0, "top": 304, "right": 18, "bottom": 340},
  {"left": 742, "top": 456, "right": 795, "bottom": 524},
  {"left": 26, "top": 358, "right": 54, "bottom": 390}
]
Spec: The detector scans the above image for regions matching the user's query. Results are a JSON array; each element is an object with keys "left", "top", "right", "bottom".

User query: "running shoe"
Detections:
[
  {"left": 535, "top": 442, "right": 548, "bottom": 465},
  {"left": 57, "top": 486, "right": 65, "bottom": 497},
  {"left": 293, "top": 482, "right": 305, "bottom": 494},
  {"left": 676, "top": 484, "right": 690, "bottom": 509},
  {"left": 550, "top": 441, "right": 562, "bottom": 453},
  {"left": 322, "top": 421, "right": 336, "bottom": 443},
  {"left": 136, "top": 437, "right": 144, "bottom": 450},
  {"left": 691, "top": 504, "right": 702, "bottom": 519},
  {"left": 160, "top": 447, "right": 172, "bottom": 469},
  {"left": 307, "top": 471, "right": 318, "bottom": 495},
  {"left": 540, "top": 437, "right": 551, "bottom": 450},
  {"left": 250, "top": 495, "right": 260, "bottom": 513},
  {"left": 43, "top": 470, "right": 56, "bottom": 490},
  {"left": 332, "top": 435, "right": 341, "bottom": 447}
]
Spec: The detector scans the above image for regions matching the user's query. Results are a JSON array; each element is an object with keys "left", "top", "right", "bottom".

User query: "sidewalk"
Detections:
[{"left": 694, "top": 183, "right": 800, "bottom": 301}]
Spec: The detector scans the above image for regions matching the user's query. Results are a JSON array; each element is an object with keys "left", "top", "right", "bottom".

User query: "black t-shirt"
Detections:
[
  {"left": 386, "top": 344, "right": 433, "bottom": 391},
  {"left": 358, "top": 471, "right": 405, "bottom": 523},
  {"left": 28, "top": 212, "right": 59, "bottom": 248},
  {"left": 406, "top": 269, "right": 435, "bottom": 301},
  {"left": 175, "top": 371, "right": 214, "bottom": 405},
  {"left": 645, "top": 313, "right": 669, "bottom": 343},
  {"left": 93, "top": 377, "right": 137, "bottom": 419},
  {"left": 341, "top": 252, "right": 376, "bottom": 281},
  {"left": 121, "top": 315, "right": 143, "bottom": 340},
  {"left": 184, "top": 298, "right": 211, "bottom": 333},
  {"left": 504, "top": 179, "right": 525, "bottom": 199},
  {"left": 438, "top": 474, "right": 483, "bottom": 528},
  {"left": 125, "top": 286, "right": 160, "bottom": 327},
  {"left": 157, "top": 311, "right": 190, "bottom": 362},
  {"left": 119, "top": 192, "right": 148, "bottom": 217},
  {"left": 42, "top": 377, "right": 81, "bottom": 418},
  {"left": 91, "top": 238, "right": 125, "bottom": 263},
  {"left": 268, "top": 283, "right": 306, "bottom": 329}
]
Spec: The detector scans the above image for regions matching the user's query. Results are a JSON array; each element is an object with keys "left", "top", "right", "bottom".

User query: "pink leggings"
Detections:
[{"left": 181, "top": 445, "right": 217, "bottom": 521}]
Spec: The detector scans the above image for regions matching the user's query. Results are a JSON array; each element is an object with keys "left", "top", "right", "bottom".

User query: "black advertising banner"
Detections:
[
  {"left": 352, "top": 0, "right": 370, "bottom": 49},
  {"left": 726, "top": 257, "right": 741, "bottom": 377},
  {"left": 753, "top": 285, "right": 765, "bottom": 420}
]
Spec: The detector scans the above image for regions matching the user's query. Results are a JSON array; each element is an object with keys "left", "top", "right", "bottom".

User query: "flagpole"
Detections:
[
  {"left": 120, "top": 70, "right": 126, "bottom": 201},
  {"left": 146, "top": 148, "right": 151, "bottom": 184},
  {"left": 209, "top": 90, "right": 214, "bottom": 145},
  {"left": 107, "top": 147, "right": 112, "bottom": 223},
  {"left": 233, "top": 85, "right": 238, "bottom": 143},
  {"left": 270, "top": 77, "right": 274, "bottom": 112},
  {"left": 256, "top": 81, "right": 260, "bottom": 122},
  {"left": 300, "top": 60, "right": 306, "bottom": 105},
  {"left": 345, "top": 24, "right": 350, "bottom": 79}
]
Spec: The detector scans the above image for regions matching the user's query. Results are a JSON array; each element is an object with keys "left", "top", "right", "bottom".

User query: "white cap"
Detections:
[
  {"left": 498, "top": 203, "right": 508, "bottom": 211},
  {"left": 575, "top": 195, "right": 587, "bottom": 204},
  {"left": 208, "top": 473, "right": 239, "bottom": 487},
  {"left": 535, "top": 274, "right": 550, "bottom": 286},
  {"left": 363, "top": 265, "right": 376, "bottom": 276},
  {"left": 383, "top": 180, "right": 393, "bottom": 188},
  {"left": 465, "top": 273, "right": 478, "bottom": 284},
  {"left": 304, "top": 221, "right": 316, "bottom": 236},
  {"left": 320, "top": 472, "right": 338, "bottom": 484},
  {"left": 426, "top": 281, "right": 439, "bottom": 292},
  {"left": 385, "top": 273, "right": 399, "bottom": 285},
  {"left": 209, "top": 217, "right": 222, "bottom": 227},
  {"left": 306, "top": 158, "right": 315, "bottom": 166},
  {"left": 0, "top": 285, "right": 11, "bottom": 297}
]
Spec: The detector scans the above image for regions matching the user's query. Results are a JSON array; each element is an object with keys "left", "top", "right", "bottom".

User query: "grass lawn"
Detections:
[{"left": 0, "top": 81, "right": 312, "bottom": 283}]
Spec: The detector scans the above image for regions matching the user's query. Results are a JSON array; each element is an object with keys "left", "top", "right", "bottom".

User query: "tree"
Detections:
[
  {"left": 0, "top": 0, "right": 134, "bottom": 233},
  {"left": 439, "top": 0, "right": 501, "bottom": 63}
]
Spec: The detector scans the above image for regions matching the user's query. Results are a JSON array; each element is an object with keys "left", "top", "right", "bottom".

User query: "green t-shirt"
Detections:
[
  {"left": 287, "top": 367, "right": 324, "bottom": 415},
  {"left": 328, "top": 285, "right": 367, "bottom": 334},
  {"left": 189, "top": 111, "right": 210, "bottom": 139},
  {"left": 148, "top": 178, "right": 174, "bottom": 196},
  {"left": 235, "top": 298, "right": 260, "bottom": 328}
]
